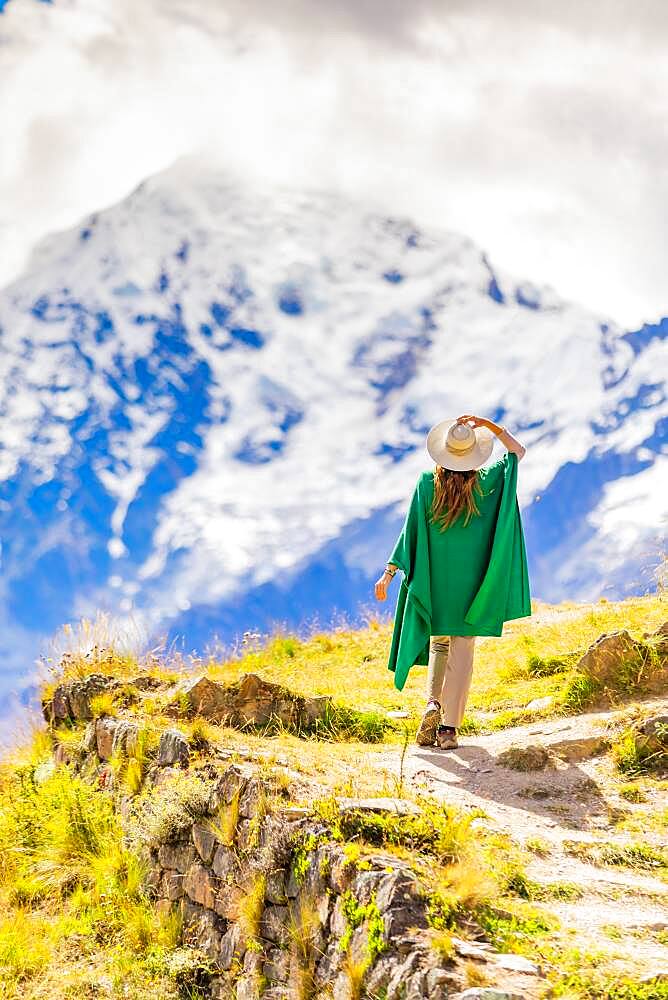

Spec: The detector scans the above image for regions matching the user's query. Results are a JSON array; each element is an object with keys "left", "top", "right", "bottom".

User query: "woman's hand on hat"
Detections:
[{"left": 456, "top": 414, "right": 488, "bottom": 428}]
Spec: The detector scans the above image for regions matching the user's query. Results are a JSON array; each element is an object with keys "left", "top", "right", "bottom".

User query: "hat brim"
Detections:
[{"left": 426, "top": 418, "right": 495, "bottom": 471}]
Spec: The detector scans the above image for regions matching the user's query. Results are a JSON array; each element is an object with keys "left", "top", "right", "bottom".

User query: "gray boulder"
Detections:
[{"left": 158, "top": 728, "right": 190, "bottom": 767}]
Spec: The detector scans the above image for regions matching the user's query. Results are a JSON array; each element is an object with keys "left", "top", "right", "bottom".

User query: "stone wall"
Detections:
[{"left": 43, "top": 673, "right": 539, "bottom": 1000}]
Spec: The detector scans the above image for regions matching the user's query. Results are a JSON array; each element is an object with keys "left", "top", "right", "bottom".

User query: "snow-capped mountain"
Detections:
[{"left": 0, "top": 159, "right": 666, "bottom": 719}]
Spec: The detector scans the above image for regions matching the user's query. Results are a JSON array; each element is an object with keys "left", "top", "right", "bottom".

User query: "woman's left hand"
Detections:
[{"left": 374, "top": 573, "right": 390, "bottom": 601}]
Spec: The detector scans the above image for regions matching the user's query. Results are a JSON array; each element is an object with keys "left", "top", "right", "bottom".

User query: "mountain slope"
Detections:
[{"left": 0, "top": 158, "right": 665, "bottom": 713}]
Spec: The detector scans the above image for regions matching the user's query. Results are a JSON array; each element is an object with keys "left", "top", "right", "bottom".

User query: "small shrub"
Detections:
[
  {"left": 562, "top": 673, "right": 601, "bottom": 712},
  {"left": 611, "top": 727, "right": 667, "bottom": 777}
]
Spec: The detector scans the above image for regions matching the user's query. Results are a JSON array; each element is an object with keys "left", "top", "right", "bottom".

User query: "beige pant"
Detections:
[{"left": 426, "top": 635, "right": 477, "bottom": 728}]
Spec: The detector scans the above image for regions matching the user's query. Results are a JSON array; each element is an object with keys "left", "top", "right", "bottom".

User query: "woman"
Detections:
[{"left": 375, "top": 414, "right": 531, "bottom": 750}]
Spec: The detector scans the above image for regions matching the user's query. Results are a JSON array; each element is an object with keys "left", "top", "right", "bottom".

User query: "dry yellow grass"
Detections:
[{"left": 202, "top": 593, "right": 667, "bottom": 722}]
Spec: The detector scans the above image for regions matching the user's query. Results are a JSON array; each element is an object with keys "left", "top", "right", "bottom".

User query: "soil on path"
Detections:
[{"left": 372, "top": 699, "right": 668, "bottom": 981}]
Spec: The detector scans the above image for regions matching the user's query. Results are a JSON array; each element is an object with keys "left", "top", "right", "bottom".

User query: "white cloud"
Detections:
[{"left": 1, "top": 0, "right": 667, "bottom": 326}]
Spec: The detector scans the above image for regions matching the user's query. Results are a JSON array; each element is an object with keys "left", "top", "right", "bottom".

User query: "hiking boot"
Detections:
[
  {"left": 415, "top": 700, "right": 441, "bottom": 746},
  {"left": 436, "top": 724, "right": 458, "bottom": 750}
]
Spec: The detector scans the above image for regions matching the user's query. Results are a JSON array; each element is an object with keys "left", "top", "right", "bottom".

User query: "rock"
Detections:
[
  {"left": 46, "top": 685, "right": 71, "bottom": 724},
  {"left": 494, "top": 953, "right": 542, "bottom": 975},
  {"left": 243, "top": 949, "right": 265, "bottom": 974},
  {"left": 181, "top": 905, "right": 221, "bottom": 960},
  {"left": 234, "top": 673, "right": 299, "bottom": 727},
  {"left": 239, "top": 777, "right": 263, "bottom": 818},
  {"left": 218, "top": 922, "right": 244, "bottom": 970},
  {"left": 192, "top": 822, "right": 217, "bottom": 864},
  {"left": 111, "top": 720, "right": 139, "bottom": 756},
  {"left": 525, "top": 696, "right": 554, "bottom": 711},
  {"left": 158, "top": 728, "right": 190, "bottom": 767},
  {"left": 209, "top": 764, "right": 252, "bottom": 811},
  {"left": 165, "top": 671, "right": 331, "bottom": 731},
  {"left": 302, "top": 695, "right": 333, "bottom": 726},
  {"left": 236, "top": 973, "right": 262, "bottom": 1000},
  {"left": 158, "top": 842, "right": 197, "bottom": 873},
  {"left": 383, "top": 901, "right": 429, "bottom": 940},
  {"left": 130, "top": 674, "right": 166, "bottom": 690},
  {"left": 265, "top": 868, "right": 288, "bottom": 904},
  {"left": 95, "top": 717, "right": 119, "bottom": 760},
  {"left": 375, "top": 871, "right": 423, "bottom": 912},
  {"left": 54, "top": 743, "right": 76, "bottom": 767},
  {"left": 497, "top": 744, "right": 551, "bottom": 771},
  {"left": 385, "top": 951, "right": 424, "bottom": 999},
  {"left": 575, "top": 630, "right": 646, "bottom": 686},
  {"left": 452, "top": 936, "right": 492, "bottom": 960},
  {"left": 328, "top": 846, "right": 356, "bottom": 893},
  {"left": 183, "top": 862, "right": 217, "bottom": 909},
  {"left": 405, "top": 969, "right": 428, "bottom": 999},
  {"left": 212, "top": 844, "right": 238, "bottom": 880},
  {"left": 639, "top": 715, "right": 668, "bottom": 742},
  {"left": 426, "top": 967, "right": 457, "bottom": 992},
  {"left": 164, "top": 870, "right": 185, "bottom": 901},
  {"left": 260, "top": 905, "right": 291, "bottom": 946},
  {"left": 645, "top": 621, "right": 668, "bottom": 655},
  {"left": 337, "top": 797, "right": 422, "bottom": 816},
  {"left": 214, "top": 881, "right": 244, "bottom": 920},
  {"left": 83, "top": 721, "right": 97, "bottom": 752},
  {"left": 549, "top": 734, "right": 610, "bottom": 762},
  {"left": 263, "top": 946, "right": 291, "bottom": 983},
  {"left": 365, "top": 954, "right": 400, "bottom": 995},
  {"left": 70, "top": 675, "right": 120, "bottom": 720},
  {"left": 169, "top": 676, "right": 229, "bottom": 720},
  {"left": 315, "top": 939, "right": 344, "bottom": 987}
]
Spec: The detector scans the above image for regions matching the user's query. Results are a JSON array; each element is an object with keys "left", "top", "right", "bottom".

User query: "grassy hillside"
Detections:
[{"left": 1, "top": 593, "right": 666, "bottom": 999}]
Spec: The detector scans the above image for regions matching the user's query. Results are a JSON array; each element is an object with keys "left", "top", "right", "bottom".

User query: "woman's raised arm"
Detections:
[{"left": 456, "top": 414, "right": 526, "bottom": 460}]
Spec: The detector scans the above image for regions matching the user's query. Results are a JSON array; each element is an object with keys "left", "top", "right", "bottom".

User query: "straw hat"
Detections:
[{"left": 426, "top": 417, "right": 495, "bottom": 471}]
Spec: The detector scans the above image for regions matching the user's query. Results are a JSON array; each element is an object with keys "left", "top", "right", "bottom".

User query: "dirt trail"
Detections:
[{"left": 373, "top": 699, "right": 668, "bottom": 979}]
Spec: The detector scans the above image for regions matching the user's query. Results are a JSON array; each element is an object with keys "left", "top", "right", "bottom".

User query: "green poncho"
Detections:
[{"left": 387, "top": 450, "right": 531, "bottom": 691}]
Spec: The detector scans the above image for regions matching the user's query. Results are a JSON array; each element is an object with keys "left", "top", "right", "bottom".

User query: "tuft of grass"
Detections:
[
  {"left": 287, "top": 891, "right": 322, "bottom": 1000},
  {"left": 89, "top": 690, "right": 118, "bottom": 718},
  {"left": 127, "top": 771, "right": 211, "bottom": 849},
  {"left": 619, "top": 782, "right": 648, "bottom": 803},
  {"left": 429, "top": 927, "right": 456, "bottom": 963},
  {"left": 237, "top": 872, "right": 266, "bottom": 946},
  {"left": 564, "top": 838, "right": 668, "bottom": 874},
  {"left": 525, "top": 836, "right": 552, "bottom": 857},
  {"left": 108, "top": 725, "right": 159, "bottom": 796},
  {"left": 526, "top": 651, "right": 580, "bottom": 677},
  {"left": 207, "top": 785, "right": 241, "bottom": 848}
]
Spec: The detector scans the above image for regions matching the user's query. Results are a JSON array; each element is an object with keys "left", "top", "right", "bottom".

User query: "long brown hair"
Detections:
[{"left": 430, "top": 465, "right": 483, "bottom": 531}]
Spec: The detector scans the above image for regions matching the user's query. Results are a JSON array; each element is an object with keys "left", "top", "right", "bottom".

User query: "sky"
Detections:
[{"left": 1, "top": 0, "right": 667, "bottom": 327}]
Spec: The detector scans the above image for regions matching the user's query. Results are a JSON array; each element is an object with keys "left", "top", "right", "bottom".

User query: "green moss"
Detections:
[
  {"left": 338, "top": 889, "right": 387, "bottom": 964},
  {"left": 291, "top": 831, "right": 331, "bottom": 885}
]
